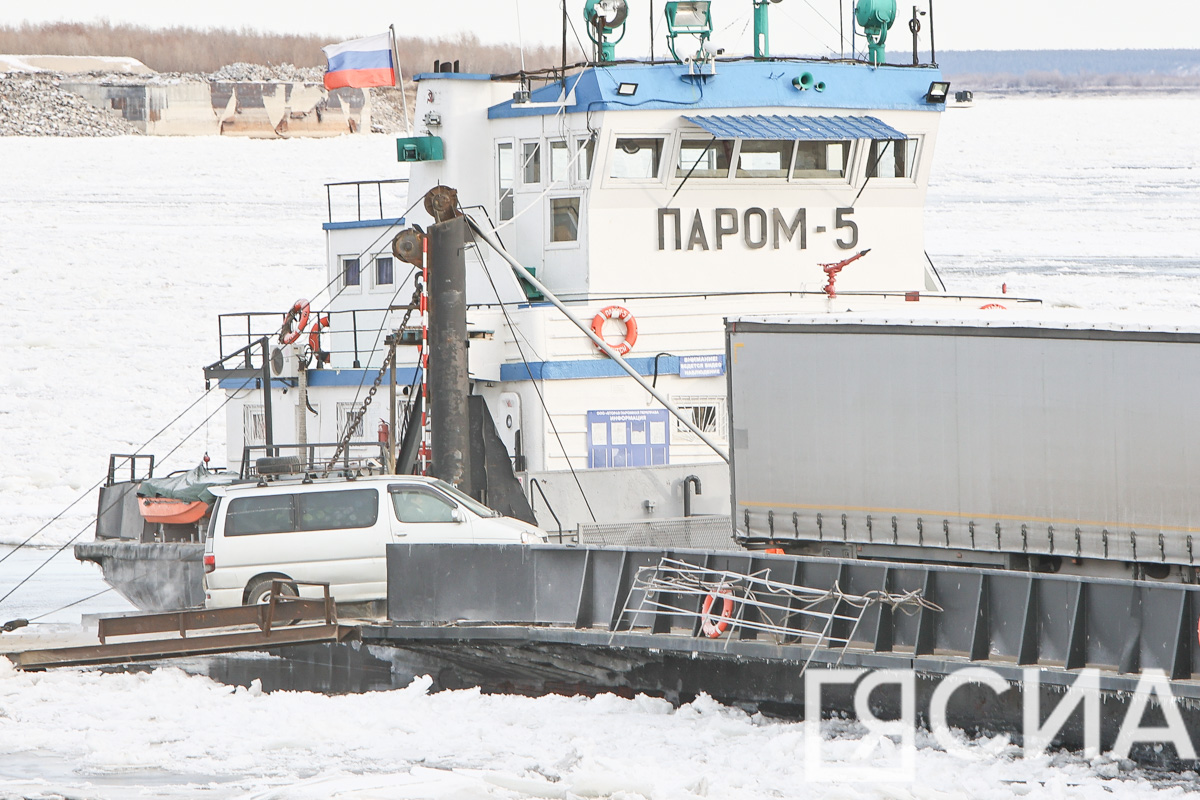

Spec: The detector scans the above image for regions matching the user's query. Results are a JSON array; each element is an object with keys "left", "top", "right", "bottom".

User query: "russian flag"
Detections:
[{"left": 322, "top": 32, "right": 396, "bottom": 90}]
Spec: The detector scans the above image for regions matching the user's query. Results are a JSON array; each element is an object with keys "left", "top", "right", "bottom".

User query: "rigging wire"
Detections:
[
  {"left": 0, "top": 382, "right": 222, "bottom": 567},
  {"left": 461, "top": 211, "right": 597, "bottom": 523},
  {"left": 0, "top": 377, "right": 254, "bottom": 610}
]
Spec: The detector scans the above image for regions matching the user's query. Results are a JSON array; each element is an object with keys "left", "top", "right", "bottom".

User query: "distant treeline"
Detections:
[
  {"left": 3, "top": 22, "right": 1197, "bottom": 91},
  {"left": 0, "top": 21, "right": 574, "bottom": 77},
  {"left": 939, "top": 48, "right": 1200, "bottom": 89}
]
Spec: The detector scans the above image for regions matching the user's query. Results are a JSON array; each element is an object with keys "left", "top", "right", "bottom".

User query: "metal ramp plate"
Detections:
[{"left": 8, "top": 581, "right": 353, "bottom": 670}]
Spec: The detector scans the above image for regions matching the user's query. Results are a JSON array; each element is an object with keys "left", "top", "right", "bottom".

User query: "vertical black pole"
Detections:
[
  {"left": 427, "top": 217, "right": 473, "bottom": 495},
  {"left": 259, "top": 337, "right": 274, "bottom": 457},
  {"left": 561, "top": 4, "right": 568, "bottom": 91},
  {"left": 929, "top": 0, "right": 937, "bottom": 66}
]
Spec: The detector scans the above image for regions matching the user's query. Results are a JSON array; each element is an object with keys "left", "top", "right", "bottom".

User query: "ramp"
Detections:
[{"left": 8, "top": 581, "right": 353, "bottom": 670}]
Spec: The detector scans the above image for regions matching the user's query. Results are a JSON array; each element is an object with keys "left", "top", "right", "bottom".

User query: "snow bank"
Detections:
[{"left": 0, "top": 661, "right": 1180, "bottom": 798}]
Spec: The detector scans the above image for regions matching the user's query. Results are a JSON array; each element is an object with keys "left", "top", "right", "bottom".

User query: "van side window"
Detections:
[
  {"left": 392, "top": 490, "right": 456, "bottom": 523},
  {"left": 298, "top": 489, "right": 378, "bottom": 531},
  {"left": 226, "top": 495, "right": 295, "bottom": 536}
]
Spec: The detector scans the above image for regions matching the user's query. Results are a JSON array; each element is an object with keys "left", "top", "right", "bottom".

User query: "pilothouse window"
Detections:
[
  {"left": 736, "top": 141, "right": 792, "bottom": 178},
  {"left": 576, "top": 136, "right": 595, "bottom": 181},
  {"left": 676, "top": 139, "right": 733, "bottom": 178},
  {"left": 793, "top": 141, "right": 850, "bottom": 179},
  {"left": 610, "top": 137, "right": 664, "bottom": 179},
  {"left": 549, "top": 140, "right": 569, "bottom": 182},
  {"left": 522, "top": 141, "right": 541, "bottom": 184},
  {"left": 867, "top": 138, "right": 916, "bottom": 179},
  {"left": 497, "top": 142, "right": 514, "bottom": 220}
]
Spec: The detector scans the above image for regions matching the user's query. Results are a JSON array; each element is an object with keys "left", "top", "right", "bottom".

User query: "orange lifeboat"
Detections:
[{"left": 137, "top": 497, "right": 209, "bottom": 525}]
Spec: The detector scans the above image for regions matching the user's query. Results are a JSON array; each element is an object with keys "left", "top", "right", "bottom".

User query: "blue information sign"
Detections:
[{"left": 586, "top": 409, "right": 670, "bottom": 468}]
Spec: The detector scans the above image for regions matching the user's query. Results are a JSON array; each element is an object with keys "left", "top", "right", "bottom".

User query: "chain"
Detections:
[{"left": 328, "top": 273, "right": 423, "bottom": 470}]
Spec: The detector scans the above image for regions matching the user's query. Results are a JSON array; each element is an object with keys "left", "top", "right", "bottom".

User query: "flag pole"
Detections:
[{"left": 389, "top": 24, "right": 411, "bottom": 135}]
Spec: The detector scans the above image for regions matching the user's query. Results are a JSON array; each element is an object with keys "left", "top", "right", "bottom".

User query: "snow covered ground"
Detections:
[{"left": 1, "top": 92, "right": 1199, "bottom": 797}]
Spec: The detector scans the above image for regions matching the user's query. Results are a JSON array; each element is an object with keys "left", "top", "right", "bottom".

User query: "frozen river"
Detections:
[{"left": 1, "top": 91, "right": 1200, "bottom": 797}]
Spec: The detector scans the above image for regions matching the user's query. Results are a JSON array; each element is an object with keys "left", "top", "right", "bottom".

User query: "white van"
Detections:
[{"left": 202, "top": 474, "right": 545, "bottom": 608}]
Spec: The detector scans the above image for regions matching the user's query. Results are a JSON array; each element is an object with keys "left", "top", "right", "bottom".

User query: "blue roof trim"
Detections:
[
  {"left": 501, "top": 356, "right": 682, "bottom": 382},
  {"left": 489, "top": 61, "right": 944, "bottom": 119},
  {"left": 684, "top": 113, "right": 906, "bottom": 140},
  {"left": 323, "top": 217, "right": 404, "bottom": 231},
  {"left": 219, "top": 368, "right": 420, "bottom": 390},
  {"left": 414, "top": 72, "right": 493, "bottom": 82}
]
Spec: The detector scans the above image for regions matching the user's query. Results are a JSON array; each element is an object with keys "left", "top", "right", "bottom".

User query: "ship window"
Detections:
[
  {"left": 297, "top": 489, "right": 379, "bottom": 531},
  {"left": 610, "top": 137, "right": 663, "bottom": 179},
  {"left": 342, "top": 257, "right": 360, "bottom": 288},
  {"left": 736, "top": 140, "right": 791, "bottom": 178},
  {"left": 392, "top": 489, "right": 456, "bottom": 523},
  {"left": 550, "top": 140, "right": 569, "bottom": 182},
  {"left": 676, "top": 138, "right": 733, "bottom": 178},
  {"left": 576, "top": 136, "right": 595, "bottom": 181},
  {"left": 550, "top": 197, "right": 580, "bottom": 242},
  {"left": 243, "top": 404, "right": 266, "bottom": 446},
  {"left": 793, "top": 141, "right": 850, "bottom": 179},
  {"left": 225, "top": 494, "right": 295, "bottom": 536},
  {"left": 497, "top": 142, "right": 514, "bottom": 221},
  {"left": 671, "top": 395, "right": 727, "bottom": 441},
  {"left": 336, "top": 402, "right": 365, "bottom": 439},
  {"left": 867, "top": 138, "right": 916, "bottom": 179},
  {"left": 375, "top": 256, "right": 393, "bottom": 286},
  {"left": 522, "top": 141, "right": 541, "bottom": 184}
]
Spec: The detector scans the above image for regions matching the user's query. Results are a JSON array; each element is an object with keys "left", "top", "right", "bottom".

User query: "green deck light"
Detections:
[
  {"left": 584, "top": 0, "right": 629, "bottom": 63},
  {"left": 855, "top": 0, "right": 897, "bottom": 65},
  {"left": 664, "top": 1, "right": 712, "bottom": 64}
]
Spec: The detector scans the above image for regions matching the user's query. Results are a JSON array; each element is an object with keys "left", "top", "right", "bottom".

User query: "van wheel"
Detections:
[{"left": 245, "top": 577, "right": 297, "bottom": 606}]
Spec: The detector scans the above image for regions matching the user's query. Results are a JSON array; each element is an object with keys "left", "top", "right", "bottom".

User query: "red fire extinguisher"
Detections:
[{"left": 378, "top": 420, "right": 390, "bottom": 444}]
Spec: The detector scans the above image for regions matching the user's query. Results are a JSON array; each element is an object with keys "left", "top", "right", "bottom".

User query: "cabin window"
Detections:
[
  {"left": 391, "top": 489, "right": 456, "bottom": 523},
  {"left": 576, "top": 136, "right": 596, "bottom": 181},
  {"left": 671, "top": 395, "right": 727, "bottom": 441},
  {"left": 867, "top": 138, "right": 916, "bottom": 179},
  {"left": 522, "top": 141, "right": 541, "bottom": 184},
  {"left": 610, "top": 137, "right": 664, "bottom": 179},
  {"left": 550, "top": 197, "right": 580, "bottom": 243},
  {"left": 243, "top": 404, "right": 266, "bottom": 446},
  {"left": 342, "top": 257, "right": 360, "bottom": 288},
  {"left": 336, "top": 402, "right": 365, "bottom": 438},
  {"left": 676, "top": 138, "right": 733, "bottom": 179},
  {"left": 736, "top": 141, "right": 791, "bottom": 178},
  {"left": 793, "top": 141, "right": 850, "bottom": 179},
  {"left": 497, "top": 142, "right": 514, "bottom": 221},
  {"left": 297, "top": 489, "right": 379, "bottom": 531},
  {"left": 550, "top": 140, "right": 569, "bottom": 182},
  {"left": 375, "top": 256, "right": 394, "bottom": 286}
]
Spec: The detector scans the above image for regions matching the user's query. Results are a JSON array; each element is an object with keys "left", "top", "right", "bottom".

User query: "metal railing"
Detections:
[
  {"left": 325, "top": 179, "right": 409, "bottom": 225},
  {"left": 213, "top": 306, "right": 416, "bottom": 369},
  {"left": 240, "top": 441, "right": 391, "bottom": 479}
]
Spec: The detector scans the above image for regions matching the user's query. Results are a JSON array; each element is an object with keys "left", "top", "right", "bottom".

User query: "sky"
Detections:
[{"left": 0, "top": 0, "right": 1195, "bottom": 55}]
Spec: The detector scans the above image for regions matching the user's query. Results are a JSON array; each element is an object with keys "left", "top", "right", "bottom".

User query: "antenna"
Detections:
[{"left": 515, "top": 0, "right": 527, "bottom": 74}]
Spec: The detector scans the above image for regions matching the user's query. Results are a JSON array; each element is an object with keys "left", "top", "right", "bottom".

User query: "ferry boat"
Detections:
[{"left": 78, "top": 0, "right": 1017, "bottom": 610}]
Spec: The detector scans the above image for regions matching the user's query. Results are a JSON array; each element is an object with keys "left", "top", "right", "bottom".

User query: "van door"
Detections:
[{"left": 387, "top": 486, "right": 475, "bottom": 542}]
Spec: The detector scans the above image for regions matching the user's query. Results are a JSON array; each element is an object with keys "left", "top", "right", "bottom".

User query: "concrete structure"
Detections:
[{"left": 63, "top": 80, "right": 369, "bottom": 137}]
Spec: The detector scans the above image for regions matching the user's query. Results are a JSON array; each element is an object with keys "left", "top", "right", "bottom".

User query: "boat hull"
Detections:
[{"left": 74, "top": 541, "right": 205, "bottom": 612}]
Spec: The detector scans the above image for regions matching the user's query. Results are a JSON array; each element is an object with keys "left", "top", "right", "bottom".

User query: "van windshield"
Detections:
[{"left": 431, "top": 479, "right": 501, "bottom": 518}]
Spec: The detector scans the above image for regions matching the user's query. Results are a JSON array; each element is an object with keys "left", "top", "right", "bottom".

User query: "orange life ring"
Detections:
[
  {"left": 308, "top": 315, "right": 331, "bottom": 363},
  {"left": 700, "top": 585, "right": 734, "bottom": 639},
  {"left": 591, "top": 305, "right": 638, "bottom": 356},
  {"left": 279, "top": 299, "right": 311, "bottom": 345},
  {"left": 980, "top": 303, "right": 1006, "bottom": 310}
]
